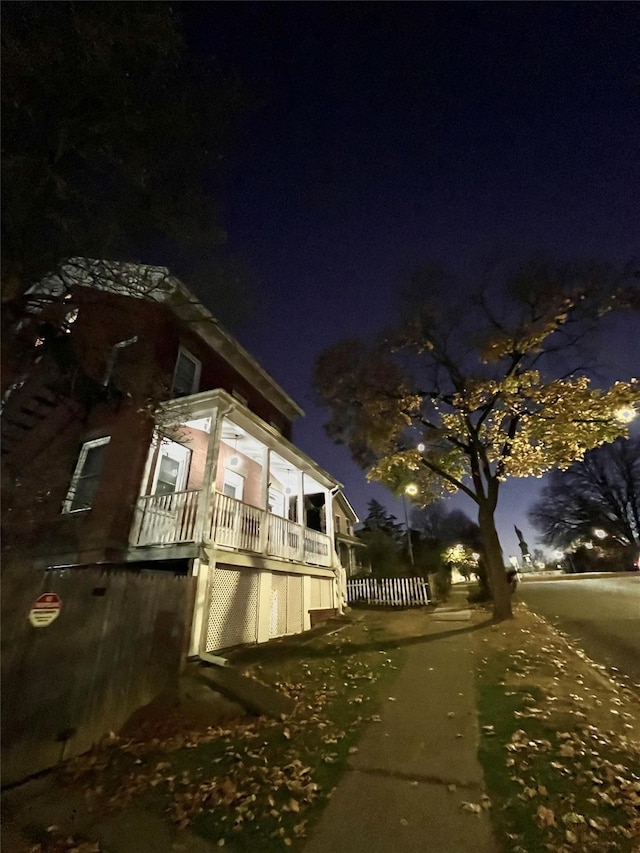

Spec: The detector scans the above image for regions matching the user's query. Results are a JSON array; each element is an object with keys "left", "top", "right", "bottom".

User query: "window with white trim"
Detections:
[
  {"left": 63, "top": 437, "right": 111, "bottom": 512},
  {"left": 223, "top": 469, "right": 245, "bottom": 500},
  {"left": 172, "top": 347, "right": 201, "bottom": 397}
]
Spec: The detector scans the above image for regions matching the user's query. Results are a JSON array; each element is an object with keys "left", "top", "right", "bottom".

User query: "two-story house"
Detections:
[
  {"left": 333, "top": 491, "right": 366, "bottom": 578},
  {"left": 3, "top": 260, "right": 347, "bottom": 656},
  {"left": 2, "top": 260, "right": 358, "bottom": 782}
]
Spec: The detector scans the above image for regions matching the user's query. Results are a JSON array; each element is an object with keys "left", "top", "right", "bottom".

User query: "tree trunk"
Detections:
[{"left": 478, "top": 503, "right": 513, "bottom": 621}]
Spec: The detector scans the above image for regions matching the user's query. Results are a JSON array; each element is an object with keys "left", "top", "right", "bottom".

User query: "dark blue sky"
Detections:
[{"left": 183, "top": 2, "right": 640, "bottom": 558}]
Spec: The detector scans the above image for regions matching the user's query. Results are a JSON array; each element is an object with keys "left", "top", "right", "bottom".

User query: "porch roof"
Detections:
[{"left": 159, "top": 389, "right": 343, "bottom": 492}]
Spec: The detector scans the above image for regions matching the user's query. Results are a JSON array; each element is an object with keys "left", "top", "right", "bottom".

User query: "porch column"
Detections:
[
  {"left": 296, "top": 470, "right": 305, "bottom": 560},
  {"left": 197, "top": 404, "right": 230, "bottom": 543},
  {"left": 259, "top": 447, "right": 270, "bottom": 553},
  {"left": 324, "top": 487, "right": 335, "bottom": 541},
  {"left": 189, "top": 557, "right": 210, "bottom": 656},
  {"left": 296, "top": 472, "right": 304, "bottom": 525}
]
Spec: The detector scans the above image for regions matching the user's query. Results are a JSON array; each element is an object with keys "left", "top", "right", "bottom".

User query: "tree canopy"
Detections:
[
  {"left": 529, "top": 435, "right": 640, "bottom": 553},
  {"left": 1, "top": 2, "right": 252, "bottom": 325},
  {"left": 314, "top": 260, "right": 639, "bottom": 619},
  {"left": 356, "top": 500, "right": 407, "bottom": 577}
]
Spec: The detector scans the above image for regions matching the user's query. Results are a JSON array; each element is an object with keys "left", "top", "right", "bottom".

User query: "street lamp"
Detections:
[
  {"left": 615, "top": 406, "right": 636, "bottom": 424},
  {"left": 593, "top": 528, "right": 608, "bottom": 540},
  {"left": 402, "top": 483, "right": 417, "bottom": 568}
]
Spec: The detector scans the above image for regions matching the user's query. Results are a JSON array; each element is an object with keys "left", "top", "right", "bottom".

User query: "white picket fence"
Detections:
[{"left": 347, "top": 576, "right": 431, "bottom": 607}]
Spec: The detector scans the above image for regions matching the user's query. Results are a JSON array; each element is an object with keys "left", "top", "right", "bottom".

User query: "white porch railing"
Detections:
[
  {"left": 132, "top": 490, "right": 334, "bottom": 568},
  {"left": 210, "top": 492, "right": 263, "bottom": 552},
  {"left": 131, "top": 489, "right": 200, "bottom": 546},
  {"left": 210, "top": 493, "right": 333, "bottom": 567}
]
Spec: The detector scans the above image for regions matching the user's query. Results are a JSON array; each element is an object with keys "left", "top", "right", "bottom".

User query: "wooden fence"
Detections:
[
  {"left": 1, "top": 566, "right": 194, "bottom": 786},
  {"left": 347, "top": 576, "right": 431, "bottom": 607}
]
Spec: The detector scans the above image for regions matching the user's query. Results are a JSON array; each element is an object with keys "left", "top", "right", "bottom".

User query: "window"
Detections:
[
  {"left": 152, "top": 439, "right": 191, "bottom": 495},
  {"left": 63, "top": 437, "right": 110, "bottom": 512},
  {"left": 223, "top": 469, "right": 245, "bottom": 500},
  {"left": 335, "top": 515, "right": 341, "bottom": 533},
  {"left": 172, "top": 348, "right": 201, "bottom": 397}
]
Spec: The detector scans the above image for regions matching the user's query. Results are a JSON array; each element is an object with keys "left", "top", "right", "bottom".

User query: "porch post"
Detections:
[
  {"left": 324, "top": 487, "right": 335, "bottom": 543},
  {"left": 296, "top": 470, "right": 305, "bottom": 561},
  {"left": 259, "top": 447, "right": 270, "bottom": 553},
  {"left": 197, "top": 404, "right": 230, "bottom": 543}
]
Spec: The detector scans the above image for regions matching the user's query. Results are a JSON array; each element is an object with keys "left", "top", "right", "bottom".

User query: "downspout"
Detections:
[{"left": 200, "top": 651, "right": 229, "bottom": 667}]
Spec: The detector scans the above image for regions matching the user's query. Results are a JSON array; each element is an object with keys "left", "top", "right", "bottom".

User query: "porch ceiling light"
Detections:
[{"left": 229, "top": 434, "right": 240, "bottom": 467}]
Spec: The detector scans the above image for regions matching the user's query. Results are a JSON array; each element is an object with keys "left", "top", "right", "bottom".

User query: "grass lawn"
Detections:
[{"left": 44, "top": 613, "right": 406, "bottom": 852}]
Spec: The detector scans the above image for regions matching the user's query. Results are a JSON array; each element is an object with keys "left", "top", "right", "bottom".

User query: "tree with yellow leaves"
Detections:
[{"left": 314, "top": 261, "right": 639, "bottom": 620}]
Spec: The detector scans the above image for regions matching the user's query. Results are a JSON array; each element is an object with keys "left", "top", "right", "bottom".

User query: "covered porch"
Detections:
[{"left": 129, "top": 390, "right": 338, "bottom": 570}]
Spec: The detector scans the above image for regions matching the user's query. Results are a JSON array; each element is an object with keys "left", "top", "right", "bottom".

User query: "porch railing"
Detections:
[
  {"left": 131, "top": 489, "right": 201, "bottom": 546},
  {"left": 132, "top": 490, "right": 334, "bottom": 568},
  {"left": 210, "top": 493, "right": 333, "bottom": 567}
]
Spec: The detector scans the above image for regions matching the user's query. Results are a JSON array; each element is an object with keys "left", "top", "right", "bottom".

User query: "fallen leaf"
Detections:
[{"left": 536, "top": 806, "right": 556, "bottom": 827}]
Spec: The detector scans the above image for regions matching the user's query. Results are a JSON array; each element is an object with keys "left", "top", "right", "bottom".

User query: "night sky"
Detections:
[{"left": 182, "top": 3, "right": 640, "bottom": 558}]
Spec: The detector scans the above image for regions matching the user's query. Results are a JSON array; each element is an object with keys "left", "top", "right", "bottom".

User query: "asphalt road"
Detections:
[{"left": 518, "top": 575, "right": 640, "bottom": 689}]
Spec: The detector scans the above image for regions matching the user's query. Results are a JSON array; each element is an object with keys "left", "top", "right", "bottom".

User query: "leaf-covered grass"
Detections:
[
  {"left": 53, "top": 616, "right": 405, "bottom": 852},
  {"left": 476, "top": 619, "right": 640, "bottom": 853}
]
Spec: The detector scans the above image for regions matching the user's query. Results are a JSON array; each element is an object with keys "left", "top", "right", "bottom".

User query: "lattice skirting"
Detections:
[
  {"left": 205, "top": 567, "right": 325, "bottom": 652},
  {"left": 205, "top": 567, "right": 260, "bottom": 652}
]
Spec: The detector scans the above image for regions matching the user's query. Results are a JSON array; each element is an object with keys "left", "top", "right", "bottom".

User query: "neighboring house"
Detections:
[
  {"left": 333, "top": 491, "right": 365, "bottom": 578},
  {"left": 2, "top": 259, "right": 346, "bottom": 652}
]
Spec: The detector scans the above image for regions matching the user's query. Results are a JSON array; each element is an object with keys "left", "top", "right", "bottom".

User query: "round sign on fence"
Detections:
[{"left": 29, "top": 592, "right": 62, "bottom": 628}]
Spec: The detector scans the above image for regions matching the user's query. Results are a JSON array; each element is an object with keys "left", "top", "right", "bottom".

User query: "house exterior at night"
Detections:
[{"left": 2, "top": 260, "right": 347, "bottom": 656}]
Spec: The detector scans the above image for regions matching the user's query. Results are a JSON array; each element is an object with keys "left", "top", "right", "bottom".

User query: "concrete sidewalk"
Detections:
[{"left": 303, "top": 603, "right": 499, "bottom": 853}]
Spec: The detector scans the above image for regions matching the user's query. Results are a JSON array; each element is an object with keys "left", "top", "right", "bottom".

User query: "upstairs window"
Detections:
[
  {"left": 63, "top": 437, "right": 111, "bottom": 512},
  {"left": 335, "top": 515, "right": 341, "bottom": 533},
  {"left": 172, "top": 347, "right": 201, "bottom": 397}
]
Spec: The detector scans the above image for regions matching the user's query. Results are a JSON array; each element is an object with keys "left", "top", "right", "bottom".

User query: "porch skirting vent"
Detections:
[{"left": 205, "top": 567, "right": 260, "bottom": 652}]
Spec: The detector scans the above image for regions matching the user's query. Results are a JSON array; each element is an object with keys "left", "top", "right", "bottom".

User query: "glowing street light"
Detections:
[
  {"left": 615, "top": 405, "right": 636, "bottom": 424},
  {"left": 593, "top": 528, "right": 607, "bottom": 540},
  {"left": 405, "top": 483, "right": 418, "bottom": 497}
]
